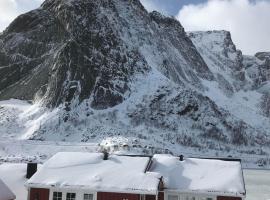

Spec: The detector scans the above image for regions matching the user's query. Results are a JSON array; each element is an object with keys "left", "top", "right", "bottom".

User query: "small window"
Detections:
[
  {"left": 168, "top": 195, "right": 178, "bottom": 200},
  {"left": 66, "top": 193, "right": 76, "bottom": 200},
  {"left": 53, "top": 192, "right": 62, "bottom": 200},
  {"left": 84, "top": 194, "right": 94, "bottom": 200},
  {"left": 34, "top": 193, "right": 40, "bottom": 200},
  {"left": 184, "top": 197, "right": 196, "bottom": 200},
  {"left": 206, "top": 198, "right": 213, "bottom": 200}
]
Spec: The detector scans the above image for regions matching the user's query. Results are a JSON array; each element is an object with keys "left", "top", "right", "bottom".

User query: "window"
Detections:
[
  {"left": 53, "top": 192, "right": 62, "bottom": 200},
  {"left": 198, "top": 197, "right": 213, "bottom": 200},
  {"left": 168, "top": 195, "right": 178, "bottom": 200},
  {"left": 84, "top": 194, "right": 94, "bottom": 200},
  {"left": 66, "top": 193, "right": 76, "bottom": 200},
  {"left": 34, "top": 193, "right": 40, "bottom": 200},
  {"left": 184, "top": 197, "right": 195, "bottom": 200}
]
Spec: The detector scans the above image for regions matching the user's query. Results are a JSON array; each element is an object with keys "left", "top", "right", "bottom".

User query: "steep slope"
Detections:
[
  {"left": 188, "top": 31, "right": 247, "bottom": 95},
  {"left": 244, "top": 52, "right": 270, "bottom": 118},
  {"left": 0, "top": 0, "right": 269, "bottom": 161},
  {"left": 189, "top": 30, "right": 270, "bottom": 139},
  {"left": 0, "top": 0, "right": 212, "bottom": 108}
]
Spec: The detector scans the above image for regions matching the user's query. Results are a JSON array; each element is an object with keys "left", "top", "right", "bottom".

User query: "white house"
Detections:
[{"left": 149, "top": 154, "right": 246, "bottom": 200}]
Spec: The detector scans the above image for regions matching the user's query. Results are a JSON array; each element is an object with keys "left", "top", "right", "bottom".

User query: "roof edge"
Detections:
[{"left": 26, "top": 183, "right": 159, "bottom": 195}]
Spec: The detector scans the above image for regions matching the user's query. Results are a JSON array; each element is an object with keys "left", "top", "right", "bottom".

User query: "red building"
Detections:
[{"left": 26, "top": 153, "right": 245, "bottom": 200}]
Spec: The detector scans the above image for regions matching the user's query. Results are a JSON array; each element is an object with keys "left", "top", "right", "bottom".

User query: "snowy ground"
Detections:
[
  {"left": 0, "top": 138, "right": 269, "bottom": 169},
  {"left": 1, "top": 98, "right": 270, "bottom": 169},
  {"left": 244, "top": 169, "right": 270, "bottom": 200},
  {"left": 0, "top": 139, "right": 99, "bottom": 163},
  {"left": 0, "top": 163, "right": 269, "bottom": 200}
]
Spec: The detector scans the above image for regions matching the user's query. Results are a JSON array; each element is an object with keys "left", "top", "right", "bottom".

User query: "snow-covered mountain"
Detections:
[{"left": 0, "top": 0, "right": 269, "bottom": 164}]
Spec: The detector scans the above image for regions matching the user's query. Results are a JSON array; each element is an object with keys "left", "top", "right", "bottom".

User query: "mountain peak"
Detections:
[
  {"left": 1, "top": 0, "right": 270, "bottom": 160},
  {"left": 0, "top": 0, "right": 213, "bottom": 107}
]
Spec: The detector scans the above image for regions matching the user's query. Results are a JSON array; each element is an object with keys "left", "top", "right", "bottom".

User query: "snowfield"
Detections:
[
  {"left": 243, "top": 169, "right": 270, "bottom": 200},
  {"left": 1, "top": 99, "right": 270, "bottom": 169},
  {"left": 0, "top": 163, "right": 269, "bottom": 200},
  {"left": 0, "top": 163, "right": 28, "bottom": 200}
]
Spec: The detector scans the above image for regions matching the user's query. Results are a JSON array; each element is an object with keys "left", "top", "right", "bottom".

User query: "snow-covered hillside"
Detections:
[
  {"left": 189, "top": 31, "right": 270, "bottom": 136},
  {"left": 0, "top": 0, "right": 270, "bottom": 167}
]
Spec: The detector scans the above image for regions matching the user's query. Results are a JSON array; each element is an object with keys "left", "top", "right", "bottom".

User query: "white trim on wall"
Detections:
[
  {"left": 165, "top": 192, "right": 217, "bottom": 200},
  {"left": 49, "top": 188, "right": 97, "bottom": 200}
]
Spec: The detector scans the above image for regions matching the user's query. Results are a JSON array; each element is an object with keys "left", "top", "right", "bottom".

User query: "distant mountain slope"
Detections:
[
  {"left": 189, "top": 31, "right": 270, "bottom": 135},
  {"left": 0, "top": 0, "right": 269, "bottom": 161}
]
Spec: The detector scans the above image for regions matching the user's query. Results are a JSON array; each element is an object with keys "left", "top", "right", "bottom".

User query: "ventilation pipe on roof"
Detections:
[
  {"left": 26, "top": 163, "right": 37, "bottom": 179},
  {"left": 179, "top": 155, "right": 184, "bottom": 161},
  {"left": 103, "top": 150, "right": 109, "bottom": 160}
]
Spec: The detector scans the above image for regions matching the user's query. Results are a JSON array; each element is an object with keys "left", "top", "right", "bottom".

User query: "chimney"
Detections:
[
  {"left": 103, "top": 150, "right": 109, "bottom": 160},
  {"left": 179, "top": 155, "right": 184, "bottom": 161},
  {"left": 26, "top": 163, "right": 37, "bottom": 179}
]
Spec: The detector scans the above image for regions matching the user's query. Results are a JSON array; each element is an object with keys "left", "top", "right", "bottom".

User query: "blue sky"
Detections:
[
  {"left": 141, "top": 0, "right": 270, "bottom": 55},
  {"left": 0, "top": 0, "right": 269, "bottom": 55}
]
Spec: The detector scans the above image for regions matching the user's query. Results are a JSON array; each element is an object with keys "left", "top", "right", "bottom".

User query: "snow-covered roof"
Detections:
[
  {"left": 0, "top": 179, "right": 16, "bottom": 200},
  {"left": 26, "top": 152, "right": 161, "bottom": 194},
  {"left": 150, "top": 154, "right": 245, "bottom": 197}
]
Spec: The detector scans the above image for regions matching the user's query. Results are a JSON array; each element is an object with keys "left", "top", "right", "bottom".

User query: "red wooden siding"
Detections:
[
  {"left": 217, "top": 196, "right": 242, "bottom": 200},
  {"left": 29, "top": 188, "right": 49, "bottom": 200},
  {"left": 158, "top": 192, "right": 164, "bottom": 200},
  {"left": 97, "top": 192, "right": 140, "bottom": 200},
  {"left": 145, "top": 195, "right": 155, "bottom": 200}
]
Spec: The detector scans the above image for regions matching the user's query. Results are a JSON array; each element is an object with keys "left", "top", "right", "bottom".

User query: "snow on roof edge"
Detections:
[
  {"left": 0, "top": 179, "right": 16, "bottom": 200},
  {"left": 163, "top": 188, "right": 245, "bottom": 198},
  {"left": 26, "top": 152, "right": 161, "bottom": 195},
  {"left": 151, "top": 154, "right": 246, "bottom": 197},
  {"left": 25, "top": 183, "right": 160, "bottom": 195}
]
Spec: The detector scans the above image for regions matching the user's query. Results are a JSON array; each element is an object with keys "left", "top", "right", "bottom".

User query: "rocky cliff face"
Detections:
[
  {"left": 0, "top": 0, "right": 269, "bottom": 158},
  {"left": 0, "top": 0, "right": 212, "bottom": 108},
  {"left": 189, "top": 31, "right": 270, "bottom": 146}
]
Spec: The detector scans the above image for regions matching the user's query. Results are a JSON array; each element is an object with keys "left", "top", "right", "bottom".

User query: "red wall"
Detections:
[
  {"left": 158, "top": 192, "right": 164, "bottom": 200},
  {"left": 217, "top": 196, "right": 242, "bottom": 200},
  {"left": 29, "top": 188, "right": 49, "bottom": 200},
  {"left": 98, "top": 192, "right": 140, "bottom": 200},
  {"left": 145, "top": 195, "right": 155, "bottom": 200}
]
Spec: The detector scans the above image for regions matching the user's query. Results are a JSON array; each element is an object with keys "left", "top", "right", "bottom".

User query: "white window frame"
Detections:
[
  {"left": 84, "top": 194, "right": 94, "bottom": 200},
  {"left": 165, "top": 192, "right": 216, "bottom": 200},
  {"left": 66, "top": 193, "right": 76, "bottom": 200},
  {"left": 53, "top": 192, "right": 63, "bottom": 200},
  {"left": 49, "top": 189, "right": 97, "bottom": 200},
  {"left": 167, "top": 194, "right": 179, "bottom": 200}
]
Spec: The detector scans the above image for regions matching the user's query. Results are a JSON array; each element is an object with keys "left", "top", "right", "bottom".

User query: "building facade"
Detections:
[{"left": 26, "top": 153, "right": 246, "bottom": 200}]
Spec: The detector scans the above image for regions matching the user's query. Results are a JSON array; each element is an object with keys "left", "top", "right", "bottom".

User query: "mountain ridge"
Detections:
[{"left": 0, "top": 0, "right": 269, "bottom": 165}]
